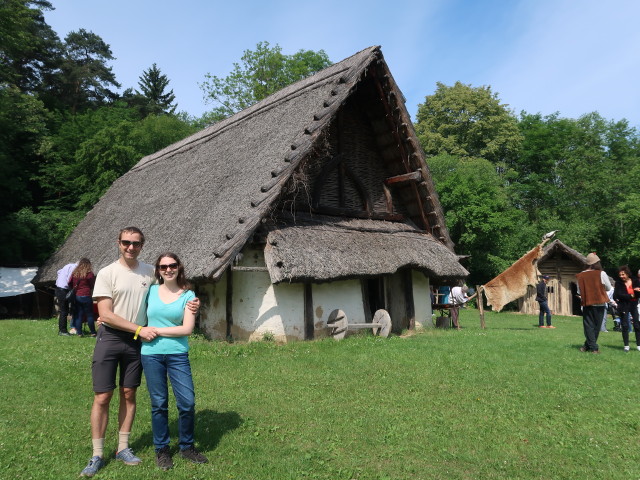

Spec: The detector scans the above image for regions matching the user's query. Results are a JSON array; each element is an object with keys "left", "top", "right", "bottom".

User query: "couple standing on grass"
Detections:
[{"left": 80, "top": 226, "right": 208, "bottom": 477}]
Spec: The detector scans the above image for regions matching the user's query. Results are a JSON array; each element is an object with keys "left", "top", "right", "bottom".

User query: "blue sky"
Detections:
[{"left": 46, "top": 0, "right": 640, "bottom": 126}]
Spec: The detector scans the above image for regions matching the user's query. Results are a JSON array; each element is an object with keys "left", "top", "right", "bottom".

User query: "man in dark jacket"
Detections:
[{"left": 536, "top": 275, "right": 554, "bottom": 328}]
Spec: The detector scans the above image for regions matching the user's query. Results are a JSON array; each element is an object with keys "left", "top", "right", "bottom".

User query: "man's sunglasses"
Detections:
[
  {"left": 120, "top": 240, "right": 143, "bottom": 248},
  {"left": 158, "top": 263, "right": 179, "bottom": 271}
]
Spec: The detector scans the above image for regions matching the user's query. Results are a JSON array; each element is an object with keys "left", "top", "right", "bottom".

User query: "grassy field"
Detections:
[{"left": 1, "top": 309, "right": 639, "bottom": 479}]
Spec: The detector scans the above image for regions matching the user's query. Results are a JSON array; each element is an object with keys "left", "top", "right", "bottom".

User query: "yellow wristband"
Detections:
[{"left": 133, "top": 326, "right": 142, "bottom": 340}]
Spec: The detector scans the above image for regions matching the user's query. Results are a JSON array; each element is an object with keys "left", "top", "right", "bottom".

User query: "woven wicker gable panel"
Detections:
[
  {"left": 284, "top": 103, "right": 409, "bottom": 216},
  {"left": 340, "top": 104, "right": 393, "bottom": 212}
]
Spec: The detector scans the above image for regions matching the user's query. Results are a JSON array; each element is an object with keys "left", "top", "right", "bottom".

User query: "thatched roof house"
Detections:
[
  {"left": 35, "top": 46, "right": 468, "bottom": 341},
  {"left": 518, "top": 240, "right": 587, "bottom": 316}
]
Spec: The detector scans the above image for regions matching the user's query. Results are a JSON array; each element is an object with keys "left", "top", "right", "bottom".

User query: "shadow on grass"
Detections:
[
  {"left": 132, "top": 409, "right": 242, "bottom": 452},
  {"left": 489, "top": 326, "right": 533, "bottom": 331}
]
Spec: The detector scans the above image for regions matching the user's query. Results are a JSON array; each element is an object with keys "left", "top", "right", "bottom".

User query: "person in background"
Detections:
[
  {"left": 437, "top": 285, "right": 450, "bottom": 305},
  {"left": 69, "top": 258, "right": 96, "bottom": 337},
  {"left": 576, "top": 253, "right": 612, "bottom": 354},
  {"left": 55, "top": 261, "right": 77, "bottom": 336},
  {"left": 536, "top": 275, "right": 555, "bottom": 328},
  {"left": 602, "top": 287, "right": 616, "bottom": 333},
  {"left": 450, "top": 285, "right": 476, "bottom": 330},
  {"left": 613, "top": 265, "right": 640, "bottom": 352},
  {"left": 141, "top": 252, "right": 208, "bottom": 470}
]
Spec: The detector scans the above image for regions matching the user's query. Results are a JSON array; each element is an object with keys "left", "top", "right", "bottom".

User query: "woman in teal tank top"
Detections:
[{"left": 140, "top": 252, "right": 209, "bottom": 470}]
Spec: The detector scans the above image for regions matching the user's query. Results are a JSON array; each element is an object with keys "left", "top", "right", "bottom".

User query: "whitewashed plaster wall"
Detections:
[
  {"left": 311, "top": 279, "right": 366, "bottom": 339},
  {"left": 199, "top": 246, "right": 306, "bottom": 342},
  {"left": 197, "top": 273, "right": 227, "bottom": 341},
  {"left": 197, "top": 247, "right": 434, "bottom": 342},
  {"left": 233, "top": 270, "right": 305, "bottom": 342},
  {"left": 412, "top": 271, "right": 433, "bottom": 329}
]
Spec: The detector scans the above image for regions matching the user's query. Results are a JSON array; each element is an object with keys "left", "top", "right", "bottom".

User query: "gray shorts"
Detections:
[{"left": 92, "top": 326, "right": 142, "bottom": 392}]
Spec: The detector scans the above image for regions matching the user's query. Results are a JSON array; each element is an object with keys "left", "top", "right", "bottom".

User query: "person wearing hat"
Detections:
[
  {"left": 536, "top": 275, "right": 554, "bottom": 328},
  {"left": 576, "top": 253, "right": 612, "bottom": 354}
]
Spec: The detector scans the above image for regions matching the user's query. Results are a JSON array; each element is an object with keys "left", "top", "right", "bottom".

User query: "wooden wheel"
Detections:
[
  {"left": 327, "top": 309, "right": 348, "bottom": 340},
  {"left": 372, "top": 309, "right": 391, "bottom": 337}
]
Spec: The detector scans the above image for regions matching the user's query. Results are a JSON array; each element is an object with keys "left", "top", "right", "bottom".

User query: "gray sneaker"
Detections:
[
  {"left": 80, "top": 456, "right": 104, "bottom": 477},
  {"left": 115, "top": 447, "right": 142, "bottom": 465},
  {"left": 180, "top": 445, "right": 208, "bottom": 464},
  {"left": 155, "top": 446, "right": 173, "bottom": 470}
]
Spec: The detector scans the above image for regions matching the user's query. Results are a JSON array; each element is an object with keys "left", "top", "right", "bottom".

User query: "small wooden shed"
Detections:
[
  {"left": 518, "top": 240, "right": 586, "bottom": 316},
  {"left": 34, "top": 46, "right": 468, "bottom": 341}
]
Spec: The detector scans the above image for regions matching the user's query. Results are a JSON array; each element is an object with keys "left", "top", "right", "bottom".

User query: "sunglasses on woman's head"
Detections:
[
  {"left": 120, "top": 240, "right": 143, "bottom": 248},
  {"left": 158, "top": 263, "right": 179, "bottom": 271}
]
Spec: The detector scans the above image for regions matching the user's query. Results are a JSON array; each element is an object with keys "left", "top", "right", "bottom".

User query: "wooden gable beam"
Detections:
[
  {"left": 384, "top": 170, "right": 422, "bottom": 186},
  {"left": 369, "top": 67, "right": 431, "bottom": 232}
]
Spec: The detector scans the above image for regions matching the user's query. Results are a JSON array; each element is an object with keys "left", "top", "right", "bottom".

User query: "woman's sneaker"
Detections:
[
  {"left": 156, "top": 446, "right": 173, "bottom": 470},
  {"left": 180, "top": 445, "right": 208, "bottom": 463}
]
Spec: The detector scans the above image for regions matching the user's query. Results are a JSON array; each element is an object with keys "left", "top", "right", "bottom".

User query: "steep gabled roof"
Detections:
[
  {"left": 35, "top": 46, "right": 459, "bottom": 285},
  {"left": 539, "top": 240, "right": 587, "bottom": 265}
]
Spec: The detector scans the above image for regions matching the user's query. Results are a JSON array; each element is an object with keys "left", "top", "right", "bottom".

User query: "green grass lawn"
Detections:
[{"left": 1, "top": 309, "right": 639, "bottom": 479}]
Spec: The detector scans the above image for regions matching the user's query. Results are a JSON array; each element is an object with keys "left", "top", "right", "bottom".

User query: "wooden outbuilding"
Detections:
[
  {"left": 518, "top": 240, "right": 586, "bottom": 316},
  {"left": 34, "top": 46, "right": 468, "bottom": 341}
]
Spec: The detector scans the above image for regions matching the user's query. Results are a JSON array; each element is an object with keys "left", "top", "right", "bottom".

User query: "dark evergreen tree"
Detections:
[
  {"left": 135, "top": 63, "right": 177, "bottom": 115},
  {"left": 54, "top": 29, "right": 120, "bottom": 113}
]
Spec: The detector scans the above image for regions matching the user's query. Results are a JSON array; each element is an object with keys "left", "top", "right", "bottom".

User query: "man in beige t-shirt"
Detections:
[
  {"left": 80, "top": 226, "right": 158, "bottom": 477},
  {"left": 81, "top": 227, "right": 199, "bottom": 476}
]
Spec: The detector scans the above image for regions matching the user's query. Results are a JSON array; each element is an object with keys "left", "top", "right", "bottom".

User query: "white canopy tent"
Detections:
[{"left": 0, "top": 267, "right": 38, "bottom": 298}]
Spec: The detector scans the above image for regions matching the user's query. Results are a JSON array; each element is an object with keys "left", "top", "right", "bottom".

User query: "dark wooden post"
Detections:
[
  {"left": 403, "top": 270, "right": 415, "bottom": 330},
  {"left": 477, "top": 285, "right": 485, "bottom": 329},
  {"left": 225, "top": 267, "right": 233, "bottom": 340},
  {"left": 304, "top": 283, "right": 314, "bottom": 340}
]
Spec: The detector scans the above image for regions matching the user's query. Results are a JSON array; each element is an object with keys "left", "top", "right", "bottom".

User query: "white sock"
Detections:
[
  {"left": 92, "top": 438, "right": 105, "bottom": 458},
  {"left": 118, "top": 431, "right": 130, "bottom": 453}
]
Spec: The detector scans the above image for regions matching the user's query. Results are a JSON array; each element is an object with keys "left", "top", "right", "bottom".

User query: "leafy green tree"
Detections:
[
  {"left": 200, "top": 41, "right": 331, "bottom": 121},
  {"left": 0, "top": 86, "right": 49, "bottom": 214},
  {"left": 0, "top": 207, "right": 83, "bottom": 263},
  {"left": 0, "top": 86, "right": 52, "bottom": 264},
  {"left": 514, "top": 111, "right": 640, "bottom": 269},
  {"left": 428, "top": 154, "right": 531, "bottom": 284},
  {"left": 415, "top": 82, "right": 522, "bottom": 166},
  {"left": 0, "top": 0, "right": 62, "bottom": 92},
  {"left": 38, "top": 104, "right": 138, "bottom": 209},
  {"left": 40, "top": 105, "right": 197, "bottom": 210},
  {"left": 511, "top": 112, "right": 579, "bottom": 220}
]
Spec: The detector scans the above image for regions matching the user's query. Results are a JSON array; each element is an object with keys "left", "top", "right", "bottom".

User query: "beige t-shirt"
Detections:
[{"left": 93, "top": 261, "right": 155, "bottom": 327}]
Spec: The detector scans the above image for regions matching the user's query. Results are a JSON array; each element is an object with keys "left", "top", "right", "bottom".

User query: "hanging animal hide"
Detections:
[{"left": 482, "top": 245, "right": 544, "bottom": 312}]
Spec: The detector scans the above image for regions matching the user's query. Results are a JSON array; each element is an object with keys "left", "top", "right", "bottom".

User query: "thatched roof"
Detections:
[
  {"left": 34, "top": 46, "right": 462, "bottom": 285},
  {"left": 539, "top": 240, "right": 587, "bottom": 265},
  {"left": 264, "top": 215, "right": 468, "bottom": 284}
]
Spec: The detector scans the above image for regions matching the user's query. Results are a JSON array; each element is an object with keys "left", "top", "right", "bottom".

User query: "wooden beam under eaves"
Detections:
[{"left": 384, "top": 170, "right": 422, "bottom": 186}]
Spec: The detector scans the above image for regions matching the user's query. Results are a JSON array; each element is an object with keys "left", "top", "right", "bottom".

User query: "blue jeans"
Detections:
[
  {"left": 538, "top": 301, "right": 552, "bottom": 326},
  {"left": 141, "top": 353, "right": 195, "bottom": 451},
  {"left": 73, "top": 295, "right": 95, "bottom": 334}
]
